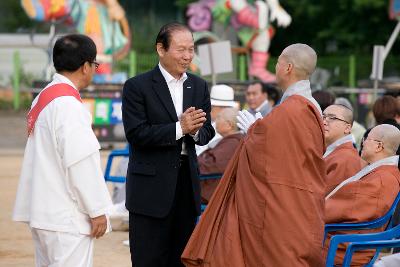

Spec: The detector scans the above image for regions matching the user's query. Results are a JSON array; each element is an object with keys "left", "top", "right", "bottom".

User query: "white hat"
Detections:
[{"left": 210, "top": 84, "right": 237, "bottom": 107}]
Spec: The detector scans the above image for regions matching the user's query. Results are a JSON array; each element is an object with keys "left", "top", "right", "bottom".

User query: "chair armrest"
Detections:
[
  {"left": 343, "top": 239, "right": 400, "bottom": 266},
  {"left": 199, "top": 173, "right": 222, "bottom": 181},
  {"left": 326, "top": 227, "right": 398, "bottom": 267}
]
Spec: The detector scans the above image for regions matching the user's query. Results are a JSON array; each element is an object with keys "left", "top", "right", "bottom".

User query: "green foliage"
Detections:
[{"left": 175, "top": 0, "right": 197, "bottom": 9}]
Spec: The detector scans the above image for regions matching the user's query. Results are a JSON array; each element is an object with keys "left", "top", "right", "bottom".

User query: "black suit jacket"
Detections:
[{"left": 122, "top": 66, "right": 215, "bottom": 218}]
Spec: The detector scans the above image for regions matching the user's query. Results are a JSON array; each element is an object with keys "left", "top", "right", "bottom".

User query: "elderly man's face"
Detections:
[
  {"left": 323, "top": 105, "right": 352, "bottom": 146},
  {"left": 361, "top": 128, "right": 384, "bottom": 163},
  {"left": 211, "top": 106, "right": 225, "bottom": 122},
  {"left": 215, "top": 114, "right": 232, "bottom": 136},
  {"left": 158, "top": 30, "right": 194, "bottom": 79},
  {"left": 245, "top": 83, "right": 267, "bottom": 110}
]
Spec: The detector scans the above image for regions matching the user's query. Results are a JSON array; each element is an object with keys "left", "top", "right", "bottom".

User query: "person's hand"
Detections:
[
  {"left": 236, "top": 110, "right": 262, "bottom": 133},
  {"left": 90, "top": 215, "right": 108, "bottom": 239},
  {"left": 180, "top": 107, "right": 206, "bottom": 135}
]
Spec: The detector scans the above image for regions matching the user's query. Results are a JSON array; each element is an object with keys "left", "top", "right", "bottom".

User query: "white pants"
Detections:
[
  {"left": 374, "top": 253, "right": 400, "bottom": 267},
  {"left": 31, "top": 228, "right": 93, "bottom": 267}
]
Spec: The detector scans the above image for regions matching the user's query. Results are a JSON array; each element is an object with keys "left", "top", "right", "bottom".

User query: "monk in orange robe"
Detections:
[
  {"left": 182, "top": 44, "right": 327, "bottom": 267},
  {"left": 324, "top": 124, "right": 400, "bottom": 266},
  {"left": 323, "top": 104, "right": 364, "bottom": 195}
]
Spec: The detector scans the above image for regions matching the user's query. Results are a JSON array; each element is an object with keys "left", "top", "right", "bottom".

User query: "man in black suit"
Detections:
[{"left": 122, "top": 22, "right": 215, "bottom": 266}]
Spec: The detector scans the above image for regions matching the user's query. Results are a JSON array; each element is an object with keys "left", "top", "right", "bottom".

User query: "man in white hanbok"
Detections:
[{"left": 13, "top": 34, "right": 113, "bottom": 267}]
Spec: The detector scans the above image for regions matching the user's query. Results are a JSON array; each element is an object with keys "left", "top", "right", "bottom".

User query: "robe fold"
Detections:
[
  {"left": 324, "top": 165, "right": 400, "bottom": 266},
  {"left": 325, "top": 142, "right": 364, "bottom": 195},
  {"left": 182, "top": 95, "right": 326, "bottom": 267}
]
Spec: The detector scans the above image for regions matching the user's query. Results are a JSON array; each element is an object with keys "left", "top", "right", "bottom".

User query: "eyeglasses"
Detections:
[
  {"left": 90, "top": 61, "right": 100, "bottom": 70},
  {"left": 363, "top": 137, "right": 384, "bottom": 148},
  {"left": 363, "top": 138, "right": 383, "bottom": 143},
  {"left": 322, "top": 114, "right": 350, "bottom": 124}
]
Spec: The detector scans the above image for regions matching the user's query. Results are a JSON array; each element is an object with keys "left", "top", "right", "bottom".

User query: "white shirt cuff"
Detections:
[
  {"left": 176, "top": 122, "right": 183, "bottom": 140},
  {"left": 190, "top": 130, "right": 200, "bottom": 141}
]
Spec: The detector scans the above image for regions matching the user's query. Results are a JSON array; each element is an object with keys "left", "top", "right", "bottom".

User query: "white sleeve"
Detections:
[
  {"left": 56, "top": 98, "right": 100, "bottom": 168},
  {"left": 68, "top": 151, "right": 113, "bottom": 218},
  {"left": 176, "top": 121, "right": 183, "bottom": 140}
]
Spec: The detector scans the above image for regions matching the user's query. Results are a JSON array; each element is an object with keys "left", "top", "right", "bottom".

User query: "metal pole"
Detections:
[
  {"left": 239, "top": 54, "right": 246, "bottom": 81},
  {"left": 373, "top": 79, "right": 379, "bottom": 102},
  {"left": 348, "top": 55, "right": 356, "bottom": 87},
  {"left": 383, "top": 21, "right": 400, "bottom": 60},
  {"left": 129, "top": 50, "right": 137, "bottom": 77},
  {"left": 13, "top": 51, "right": 21, "bottom": 110}
]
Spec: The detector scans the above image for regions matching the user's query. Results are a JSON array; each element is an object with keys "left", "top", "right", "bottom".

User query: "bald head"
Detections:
[
  {"left": 333, "top": 104, "right": 353, "bottom": 125},
  {"left": 280, "top": 43, "right": 317, "bottom": 79},
  {"left": 371, "top": 124, "right": 400, "bottom": 156}
]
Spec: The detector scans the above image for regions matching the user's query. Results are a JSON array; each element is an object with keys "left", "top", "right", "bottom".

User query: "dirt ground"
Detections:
[{"left": 0, "top": 111, "right": 131, "bottom": 267}]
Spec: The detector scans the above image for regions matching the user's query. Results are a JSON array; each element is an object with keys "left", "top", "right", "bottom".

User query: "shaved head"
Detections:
[
  {"left": 333, "top": 104, "right": 354, "bottom": 125},
  {"left": 371, "top": 124, "right": 400, "bottom": 156},
  {"left": 280, "top": 43, "right": 317, "bottom": 79}
]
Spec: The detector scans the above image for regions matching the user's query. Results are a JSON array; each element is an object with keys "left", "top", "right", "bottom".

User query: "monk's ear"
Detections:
[
  {"left": 344, "top": 123, "right": 352, "bottom": 135},
  {"left": 376, "top": 141, "right": 384, "bottom": 153}
]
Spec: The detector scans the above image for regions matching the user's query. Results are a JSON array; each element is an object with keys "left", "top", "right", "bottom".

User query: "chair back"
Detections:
[{"left": 104, "top": 144, "right": 130, "bottom": 183}]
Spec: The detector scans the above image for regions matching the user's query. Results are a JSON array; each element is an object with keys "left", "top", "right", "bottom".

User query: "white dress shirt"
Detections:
[{"left": 158, "top": 63, "right": 199, "bottom": 154}]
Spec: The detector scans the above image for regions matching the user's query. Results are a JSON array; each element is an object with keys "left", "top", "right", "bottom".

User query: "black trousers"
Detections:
[{"left": 129, "top": 157, "right": 197, "bottom": 267}]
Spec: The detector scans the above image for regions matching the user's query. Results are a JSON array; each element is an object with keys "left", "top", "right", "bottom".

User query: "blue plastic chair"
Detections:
[
  {"left": 104, "top": 144, "right": 130, "bottom": 183},
  {"left": 325, "top": 192, "right": 400, "bottom": 267},
  {"left": 340, "top": 224, "right": 400, "bottom": 266},
  {"left": 199, "top": 173, "right": 223, "bottom": 213}
]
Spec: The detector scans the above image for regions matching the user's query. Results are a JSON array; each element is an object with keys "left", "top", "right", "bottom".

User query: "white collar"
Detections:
[
  {"left": 256, "top": 100, "right": 270, "bottom": 112},
  {"left": 326, "top": 155, "right": 399, "bottom": 199},
  {"left": 52, "top": 73, "right": 78, "bottom": 90},
  {"left": 280, "top": 80, "right": 322, "bottom": 115},
  {"left": 158, "top": 63, "right": 187, "bottom": 84},
  {"left": 323, "top": 135, "right": 354, "bottom": 158}
]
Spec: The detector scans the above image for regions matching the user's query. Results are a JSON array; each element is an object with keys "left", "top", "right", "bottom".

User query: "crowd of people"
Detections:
[{"left": 11, "top": 22, "right": 400, "bottom": 267}]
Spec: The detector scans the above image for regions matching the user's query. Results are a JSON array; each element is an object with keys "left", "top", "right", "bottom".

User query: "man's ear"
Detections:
[
  {"left": 80, "top": 62, "right": 88, "bottom": 75},
  {"left": 156, "top": 43, "right": 165, "bottom": 57},
  {"left": 344, "top": 123, "right": 352, "bottom": 135},
  {"left": 376, "top": 142, "right": 384, "bottom": 153},
  {"left": 286, "top": 62, "right": 293, "bottom": 73}
]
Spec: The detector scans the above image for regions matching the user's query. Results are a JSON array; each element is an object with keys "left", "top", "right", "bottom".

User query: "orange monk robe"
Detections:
[
  {"left": 325, "top": 142, "right": 364, "bottom": 195},
  {"left": 324, "top": 165, "right": 400, "bottom": 267},
  {"left": 182, "top": 95, "right": 327, "bottom": 267}
]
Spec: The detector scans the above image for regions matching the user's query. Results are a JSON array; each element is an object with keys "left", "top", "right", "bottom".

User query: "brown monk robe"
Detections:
[
  {"left": 198, "top": 132, "right": 244, "bottom": 203},
  {"left": 324, "top": 165, "right": 400, "bottom": 266},
  {"left": 325, "top": 142, "right": 364, "bottom": 195},
  {"left": 182, "top": 94, "right": 326, "bottom": 266}
]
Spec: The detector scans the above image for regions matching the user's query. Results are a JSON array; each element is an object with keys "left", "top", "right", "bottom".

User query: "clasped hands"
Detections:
[{"left": 180, "top": 107, "right": 206, "bottom": 135}]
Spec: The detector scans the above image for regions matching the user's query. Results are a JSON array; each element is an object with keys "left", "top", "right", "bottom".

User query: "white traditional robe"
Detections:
[{"left": 12, "top": 73, "right": 113, "bottom": 265}]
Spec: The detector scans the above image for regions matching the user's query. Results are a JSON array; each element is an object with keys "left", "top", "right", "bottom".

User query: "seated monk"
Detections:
[
  {"left": 198, "top": 108, "right": 243, "bottom": 204},
  {"left": 324, "top": 124, "right": 400, "bottom": 266},
  {"left": 323, "top": 104, "right": 365, "bottom": 195}
]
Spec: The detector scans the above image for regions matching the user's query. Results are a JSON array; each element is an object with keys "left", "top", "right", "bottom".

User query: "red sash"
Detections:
[{"left": 27, "top": 83, "right": 82, "bottom": 136}]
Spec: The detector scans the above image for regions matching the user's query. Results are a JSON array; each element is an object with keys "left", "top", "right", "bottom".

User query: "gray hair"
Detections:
[
  {"left": 281, "top": 43, "right": 317, "bottom": 79},
  {"left": 217, "top": 107, "right": 239, "bottom": 130}
]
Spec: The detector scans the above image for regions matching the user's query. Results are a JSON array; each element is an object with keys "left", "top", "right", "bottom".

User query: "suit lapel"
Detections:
[
  {"left": 183, "top": 76, "right": 194, "bottom": 111},
  {"left": 152, "top": 66, "right": 178, "bottom": 121}
]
